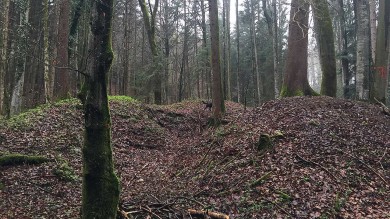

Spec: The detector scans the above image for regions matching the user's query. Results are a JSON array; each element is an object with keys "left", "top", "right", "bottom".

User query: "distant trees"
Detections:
[{"left": 0, "top": 0, "right": 390, "bottom": 116}]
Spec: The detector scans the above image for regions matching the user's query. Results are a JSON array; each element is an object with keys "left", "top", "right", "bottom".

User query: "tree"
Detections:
[
  {"left": 236, "top": 0, "right": 241, "bottom": 102},
  {"left": 312, "top": 0, "right": 337, "bottom": 97},
  {"left": 209, "top": 0, "right": 224, "bottom": 122},
  {"left": 138, "top": 0, "right": 162, "bottom": 104},
  {"left": 370, "top": 0, "right": 389, "bottom": 104},
  {"left": 280, "top": 0, "right": 316, "bottom": 97},
  {"left": 81, "top": 0, "right": 120, "bottom": 218},
  {"left": 355, "top": 0, "right": 370, "bottom": 100},
  {"left": 53, "top": 0, "right": 71, "bottom": 100},
  {"left": 0, "top": 0, "right": 10, "bottom": 114}
]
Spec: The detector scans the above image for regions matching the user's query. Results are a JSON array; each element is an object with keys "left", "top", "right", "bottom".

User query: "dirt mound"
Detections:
[{"left": 0, "top": 97, "right": 389, "bottom": 218}]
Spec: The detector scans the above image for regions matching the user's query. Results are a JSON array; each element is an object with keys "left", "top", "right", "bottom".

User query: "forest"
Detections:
[{"left": 0, "top": 0, "right": 389, "bottom": 218}]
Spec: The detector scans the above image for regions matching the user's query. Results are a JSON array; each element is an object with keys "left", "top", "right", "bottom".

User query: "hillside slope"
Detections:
[{"left": 0, "top": 96, "right": 389, "bottom": 218}]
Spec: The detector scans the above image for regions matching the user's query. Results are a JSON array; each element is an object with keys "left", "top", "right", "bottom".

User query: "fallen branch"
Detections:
[
  {"left": 295, "top": 153, "right": 340, "bottom": 184},
  {"left": 374, "top": 97, "right": 390, "bottom": 116},
  {"left": 188, "top": 209, "right": 229, "bottom": 219},
  {"left": 335, "top": 148, "right": 388, "bottom": 185}
]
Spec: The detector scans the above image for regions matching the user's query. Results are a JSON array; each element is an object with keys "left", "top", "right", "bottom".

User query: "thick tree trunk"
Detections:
[
  {"left": 355, "top": 0, "right": 370, "bottom": 100},
  {"left": 312, "top": 0, "right": 337, "bottom": 97},
  {"left": 281, "top": 0, "right": 316, "bottom": 97},
  {"left": 82, "top": 0, "right": 119, "bottom": 218},
  {"left": 236, "top": 0, "right": 240, "bottom": 103},
  {"left": 209, "top": 0, "right": 224, "bottom": 122},
  {"left": 226, "top": 0, "right": 231, "bottom": 101},
  {"left": 370, "top": 0, "right": 389, "bottom": 104},
  {"left": 23, "top": 0, "right": 46, "bottom": 109}
]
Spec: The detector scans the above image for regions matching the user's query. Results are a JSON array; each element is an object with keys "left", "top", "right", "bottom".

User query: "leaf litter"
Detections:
[{"left": 0, "top": 96, "right": 389, "bottom": 218}]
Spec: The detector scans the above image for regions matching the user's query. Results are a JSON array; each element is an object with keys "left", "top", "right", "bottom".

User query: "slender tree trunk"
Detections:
[
  {"left": 250, "top": 0, "right": 261, "bottom": 104},
  {"left": 369, "top": 0, "right": 376, "bottom": 61},
  {"left": 226, "top": 0, "right": 231, "bottom": 101},
  {"left": 236, "top": 0, "right": 241, "bottom": 103},
  {"left": 201, "top": 0, "right": 210, "bottom": 99},
  {"left": 138, "top": 0, "right": 161, "bottom": 104},
  {"left": 82, "top": 0, "right": 119, "bottom": 218},
  {"left": 355, "top": 0, "right": 370, "bottom": 100},
  {"left": 209, "top": 0, "right": 224, "bottom": 122},
  {"left": 312, "top": 0, "right": 337, "bottom": 97}
]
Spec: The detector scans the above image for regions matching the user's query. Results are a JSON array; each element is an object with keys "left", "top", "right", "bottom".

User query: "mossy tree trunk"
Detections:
[
  {"left": 280, "top": 0, "right": 316, "bottom": 97},
  {"left": 312, "top": 0, "right": 337, "bottom": 97},
  {"left": 82, "top": 0, "right": 119, "bottom": 218},
  {"left": 138, "top": 0, "right": 162, "bottom": 104}
]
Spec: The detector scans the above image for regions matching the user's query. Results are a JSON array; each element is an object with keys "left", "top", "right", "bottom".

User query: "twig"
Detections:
[
  {"left": 295, "top": 153, "right": 340, "bottom": 184},
  {"left": 335, "top": 148, "right": 388, "bottom": 185},
  {"left": 175, "top": 196, "right": 206, "bottom": 208}
]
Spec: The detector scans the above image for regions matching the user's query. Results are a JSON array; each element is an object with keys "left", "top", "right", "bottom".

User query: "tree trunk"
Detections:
[
  {"left": 138, "top": 0, "right": 161, "bottom": 104},
  {"left": 312, "top": 0, "right": 337, "bottom": 97},
  {"left": 23, "top": 0, "right": 46, "bottom": 109},
  {"left": 280, "top": 0, "right": 316, "bottom": 97},
  {"left": 236, "top": 0, "right": 241, "bottom": 103},
  {"left": 369, "top": 0, "right": 376, "bottom": 61},
  {"left": 82, "top": 0, "right": 120, "bottom": 218},
  {"left": 0, "top": 0, "right": 10, "bottom": 114},
  {"left": 370, "top": 0, "right": 389, "bottom": 104},
  {"left": 225, "top": 0, "right": 231, "bottom": 101},
  {"left": 355, "top": 0, "right": 370, "bottom": 100},
  {"left": 250, "top": 0, "right": 261, "bottom": 104},
  {"left": 209, "top": 0, "right": 224, "bottom": 122}
]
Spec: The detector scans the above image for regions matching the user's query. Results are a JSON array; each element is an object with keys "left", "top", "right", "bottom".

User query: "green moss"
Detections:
[
  {"left": 52, "top": 158, "right": 78, "bottom": 181},
  {"left": 0, "top": 154, "right": 49, "bottom": 166},
  {"left": 0, "top": 181, "right": 4, "bottom": 190},
  {"left": 53, "top": 98, "right": 81, "bottom": 106},
  {"left": 108, "top": 95, "right": 137, "bottom": 103},
  {"left": 257, "top": 133, "right": 273, "bottom": 151},
  {"left": 280, "top": 85, "right": 320, "bottom": 97}
]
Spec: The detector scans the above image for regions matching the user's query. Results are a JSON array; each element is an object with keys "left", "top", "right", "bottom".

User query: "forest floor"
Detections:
[{"left": 0, "top": 96, "right": 389, "bottom": 219}]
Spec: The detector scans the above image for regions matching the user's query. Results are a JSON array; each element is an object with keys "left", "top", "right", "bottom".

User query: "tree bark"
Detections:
[
  {"left": 312, "top": 0, "right": 337, "bottom": 97},
  {"left": 0, "top": 0, "right": 10, "bottom": 114},
  {"left": 280, "top": 0, "right": 316, "bottom": 97},
  {"left": 82, "top": 0, "right": 120, "bottom": 218},
  {"left": 355, "top": 0, "right": 370, "bottom": 100},
  {"left": 369, "top": 0, "right": 376, "bottom": 61},
  {"left": 209, "top": 0, "right": 225, "bottom": 122},
  {"left": 370, "top": 0, "right": 389, "bottom": 104}
]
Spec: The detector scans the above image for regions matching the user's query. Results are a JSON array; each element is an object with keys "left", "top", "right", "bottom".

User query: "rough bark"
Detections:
[
  {"left": 280, "top": 0, "right": 316, "bottom": 97},
  {"left": 355, "top": 0, "right": 370, "bottom": 100},
  {"left": 209, "top": 0, "right": 225, "bottom": 122},
  {"left": 82, "top": 0, "right": 120, "bottom": 218},
  {"left": 312, "top": 0, "right": 337, "bottom": 97}
]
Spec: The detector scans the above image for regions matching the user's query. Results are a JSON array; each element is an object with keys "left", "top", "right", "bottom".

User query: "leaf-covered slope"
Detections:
[{"left": 0, "top": 96, "right": 389, "bottom": 218}]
